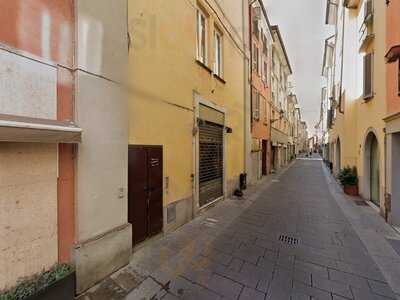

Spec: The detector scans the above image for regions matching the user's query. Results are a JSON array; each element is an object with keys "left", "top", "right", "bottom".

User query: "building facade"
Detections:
[
  {"left": 385, "top": 0, "right": 400, "bottom": 228},
  {"left": 325, "top": 0, "right": 387, "bottom": 214},
  {"left": 249, "top": 0, "right": 273, "bottom": 183},
  {"left": 0, "top": 0, "right": 131, "bottom": 294},
  {"left": 270, "top": 26, "right": 292, "bottom": 171},
  {"left": 128, "top": 0, "right": 248, "bottom": 243}
]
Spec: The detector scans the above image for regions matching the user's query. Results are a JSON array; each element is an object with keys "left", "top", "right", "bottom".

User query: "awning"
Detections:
[
  {"left": 0, "top": 114, "right": 82, "bottom": 143},
  {"left": 385, "top": 45, "right": 400, "bottom": 63}
]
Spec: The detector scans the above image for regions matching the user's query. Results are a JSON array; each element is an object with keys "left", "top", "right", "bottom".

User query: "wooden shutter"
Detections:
[{"left": 363, "top": 53, "right": 373, "bottom": 99}]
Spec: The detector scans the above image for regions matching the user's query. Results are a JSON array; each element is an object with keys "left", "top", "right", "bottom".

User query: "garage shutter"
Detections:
[{"left": 199, "top": 120, "right": 224, "bottom": 207}]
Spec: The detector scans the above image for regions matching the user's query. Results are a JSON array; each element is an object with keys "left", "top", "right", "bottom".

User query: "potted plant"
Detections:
[
  {"left": 338, "top": 166, "right": 359, "bottom": 196},
  {"left": 0, "top": 264, "right": 75, "bottom": 300}
]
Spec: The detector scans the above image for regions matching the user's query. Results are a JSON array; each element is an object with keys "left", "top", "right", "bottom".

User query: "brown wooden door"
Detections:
[
  {"left": 147, "top": 147, "right": 163, "bottom": 236},
  {"left": 128, "top": 146, "right": 163, "bottom": 246},
  {"left": 262, "top": 140, "right": 268, "bottom": 176}
]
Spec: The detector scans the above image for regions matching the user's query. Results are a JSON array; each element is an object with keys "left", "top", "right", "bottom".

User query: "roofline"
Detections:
[
  {"left": 270, "top": 25, "right": 293, "bottom": 74},
  {"left": 251, "top": 0, "right": 275, "bottom": 42}
]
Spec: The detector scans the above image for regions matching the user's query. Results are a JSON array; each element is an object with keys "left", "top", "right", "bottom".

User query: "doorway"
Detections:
[
  {"left": 335, "top": 138, "right": 341, "bottom": 174},
  {"left": 262, "top": 140, "right": 268, "bottom": 176},
  {"left": 365, "top": 132, "right": 380, "bottom": 207},
  {"left": 128, "top": 145, "right": 163, "bottom": 246},
  {"left": 198, "top": 120, "right": 224, "bottom": 207}
]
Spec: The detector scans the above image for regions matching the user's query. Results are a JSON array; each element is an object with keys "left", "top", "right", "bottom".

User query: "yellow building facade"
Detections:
[
  {"left": 326, "top": 0, "right": 387, "bottom": 213},
  {"left": 128, "top": 0, "right": 248, "bottom": 237}
]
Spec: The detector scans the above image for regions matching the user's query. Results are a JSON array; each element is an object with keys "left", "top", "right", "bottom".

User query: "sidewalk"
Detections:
[
  {"left": 76, "top": 163, "right": 292, "bottom": 300},
  {"left": 323, "top": 164, "right": 400, "bottom": 298}
]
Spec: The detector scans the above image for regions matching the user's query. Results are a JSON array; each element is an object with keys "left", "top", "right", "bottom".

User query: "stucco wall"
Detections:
[
  {"left": 0, "top": 143, "right": 58, "bottom": 291},
  {"left": 329, "top": 0, "right": 386, "bottom": 208}
]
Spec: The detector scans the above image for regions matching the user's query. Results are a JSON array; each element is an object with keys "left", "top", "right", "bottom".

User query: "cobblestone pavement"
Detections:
[{"left": 79, "top": 159, "right": 400, "bottom": 300}]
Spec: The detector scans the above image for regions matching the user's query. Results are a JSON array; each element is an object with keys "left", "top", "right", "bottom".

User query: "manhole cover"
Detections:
[
  {"left": 278, "top": 235, "right": 299, "bottom": 245},
  {"left": 355, "top": 200, "right": 368, "bottom": 206}
]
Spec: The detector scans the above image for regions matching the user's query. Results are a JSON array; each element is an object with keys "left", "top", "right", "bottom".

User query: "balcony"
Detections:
[
  {"left": 359, "top": 0, "right": 374, "bottom": 52},
  {"left": 343, "top": 0, "right": 360, "bottom": 8}
]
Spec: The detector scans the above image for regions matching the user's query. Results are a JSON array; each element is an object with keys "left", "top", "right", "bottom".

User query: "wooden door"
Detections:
[
  {"left": 370, "top": 137, "right": 380, "bottom": 206},
  {"left": 128, "top": 146, "right": 163, "bottom": 246},
  {"left": 147, "top": 147, "right": 163, "bottom": 236},
  {"left": 262, "top": 140, "right": 267, "bottom": 175}
]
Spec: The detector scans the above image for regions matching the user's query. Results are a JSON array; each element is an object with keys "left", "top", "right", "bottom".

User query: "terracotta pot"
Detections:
[{"left": 344, "top": 185, "right": 359, "bottom": 196}]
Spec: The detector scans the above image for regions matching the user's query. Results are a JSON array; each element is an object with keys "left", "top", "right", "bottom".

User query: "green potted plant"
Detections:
[
  {"left": 338, "top": 166, "right": 359, "bottom": 196},
  {"left": 0, "top": 264, "right": 75, "bottom": 300}
]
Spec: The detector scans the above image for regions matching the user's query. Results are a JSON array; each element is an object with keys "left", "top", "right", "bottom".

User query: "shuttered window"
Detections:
[
  {"left": 363, "top": 53, "right": 374, "bottom": 100},
  {"left": 252, "top": 89, "right": 260, "bottom": 121}
]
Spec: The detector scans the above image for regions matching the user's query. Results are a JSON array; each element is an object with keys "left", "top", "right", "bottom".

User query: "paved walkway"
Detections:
[{"left": 80, "top": 159, "right": 400, "bottom": 300}]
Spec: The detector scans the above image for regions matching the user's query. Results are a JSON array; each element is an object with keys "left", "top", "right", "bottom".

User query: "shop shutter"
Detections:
[{"left": 199, "top": 120, "right": 224, "bottom": 207}]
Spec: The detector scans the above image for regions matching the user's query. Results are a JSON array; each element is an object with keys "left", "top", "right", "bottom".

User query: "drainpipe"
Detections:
[{"left": 338, "top": 5, "right": 346, "bottom": 114}]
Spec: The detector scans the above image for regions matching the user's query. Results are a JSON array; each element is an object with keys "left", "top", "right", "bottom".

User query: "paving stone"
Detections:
[
  {"left": 228, "top": 257, "right": 245, "bottom": 272},
  {"left": 293, "top": 281, "right": 332, "bottom": 300},
  {"left": 265, "top": 268, "right": 293, "bottom": 299},
  {"left": 77, "top": 278, "right": 127, "bottom": 300},
  {"left": 295, "top": 260, "right": 329, "bottom": 279},
  {"left": 125, "top": 277, "right": 166, "bottom": 300},
  {"left": 238, "top": 287, "right": 266, "bottom": 300},
  {"left": 203, "top": 273, "right": 243, "bottom": 299},
  {"left": 367, "top": 280, "right": 397, "bottom": 299},
  {"left": 167, "top": 276, "right": 221, "bottom": 300},
  {"left": 351, "top": 286, "right": 394, "bottom": 300},
  {"left": 233, "top": 243, "right": 265, "bottom": 264},
  {"left": 201, "top": 247, "right": 233, "bottom": 266},
  {"left": 312, "top": 276, "right": 352, "bottom": 299},
  {"left": 328, "top": 268, "right": 369, "bottom": 289}
]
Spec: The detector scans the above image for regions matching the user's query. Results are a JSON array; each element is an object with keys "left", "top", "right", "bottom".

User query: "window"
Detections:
[
  {"left": 398, "top": 60, "right": 400, "bottom": 95},
  {"left": 263, "top": 60, "right": 268, "bottom": 84},
  {"left": 214, "top": 29, "right": 223, "bottom": 77},
  {"left": 252, "top": 89, "right": 260, "bottom": 121},
  {"left": 363, "top": 53, "right": 374, "bottom": 99},
  {"left": 252, "top": 8, "right": 260, "bottom": 39},
  {"left": 252, "top": 44, "right": 259, "bottom": 72},
  {"left": 264, "top": 97, "right": 268, "bottom": 123},
  {"left": 197, "top": 8, "right": 207, "bottom": 64}
]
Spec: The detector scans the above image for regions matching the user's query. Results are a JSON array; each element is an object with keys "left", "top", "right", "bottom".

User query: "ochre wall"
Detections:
[{"left": 128, "top": 0, "right": 245, "bottom": 206}]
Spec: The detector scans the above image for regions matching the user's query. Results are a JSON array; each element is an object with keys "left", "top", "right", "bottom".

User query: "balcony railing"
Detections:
[{"left": 359, "top": 0, "right": 374, "bottom": 52}]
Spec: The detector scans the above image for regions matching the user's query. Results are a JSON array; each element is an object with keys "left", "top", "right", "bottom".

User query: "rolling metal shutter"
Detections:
[{"left": 199, "top": 120, "right": 224, "bottom": 207}]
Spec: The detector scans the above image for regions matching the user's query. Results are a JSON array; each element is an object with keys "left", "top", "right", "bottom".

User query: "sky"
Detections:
[{"left": 264, "top": 0, "right": 334, "bottom": 134}]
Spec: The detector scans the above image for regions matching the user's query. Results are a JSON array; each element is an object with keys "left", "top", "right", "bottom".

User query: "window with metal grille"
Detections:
[{"left": 363, "top": 53, "right": 374, "bottom": 100}]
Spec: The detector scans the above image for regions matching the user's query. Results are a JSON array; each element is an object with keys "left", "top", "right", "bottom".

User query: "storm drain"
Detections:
[
  {"left": 355, "top": 200, "right": 368, "bottom": 206},
  {"left": 278, "top": 235, "right": 299, "bottom": 245}
]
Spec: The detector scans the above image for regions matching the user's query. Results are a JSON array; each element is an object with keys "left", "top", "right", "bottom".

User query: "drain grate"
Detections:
[
  {"left": 278, "top": 235, "right": 299, "bottom": 245},
  {"left": 355, "top": 200, "right": 368, "bottom": 206}
]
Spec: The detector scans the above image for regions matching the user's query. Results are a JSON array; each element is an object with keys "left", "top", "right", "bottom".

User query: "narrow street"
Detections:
[{"left": 82, "top": 159, "right": 400, "bottom": 300}]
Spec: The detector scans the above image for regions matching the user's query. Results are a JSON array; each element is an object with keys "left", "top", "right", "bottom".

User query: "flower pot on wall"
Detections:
[
  {"left": 25, "top": 272, "right": 75, "bottom": 300},
  {"left": 344, "top": 185, "right": 359, "bottom": 196}
]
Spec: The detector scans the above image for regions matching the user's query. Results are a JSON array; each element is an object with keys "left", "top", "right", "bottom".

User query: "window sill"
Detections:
[
  {"left": 195, "top": 59, "right": 212, "bottom": 73},
  {"left": 214, "top": 74, "right": 226, "bottom": 84},
  {"left": 363, "top": 94, "right": 374, "bottom": 101}
]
